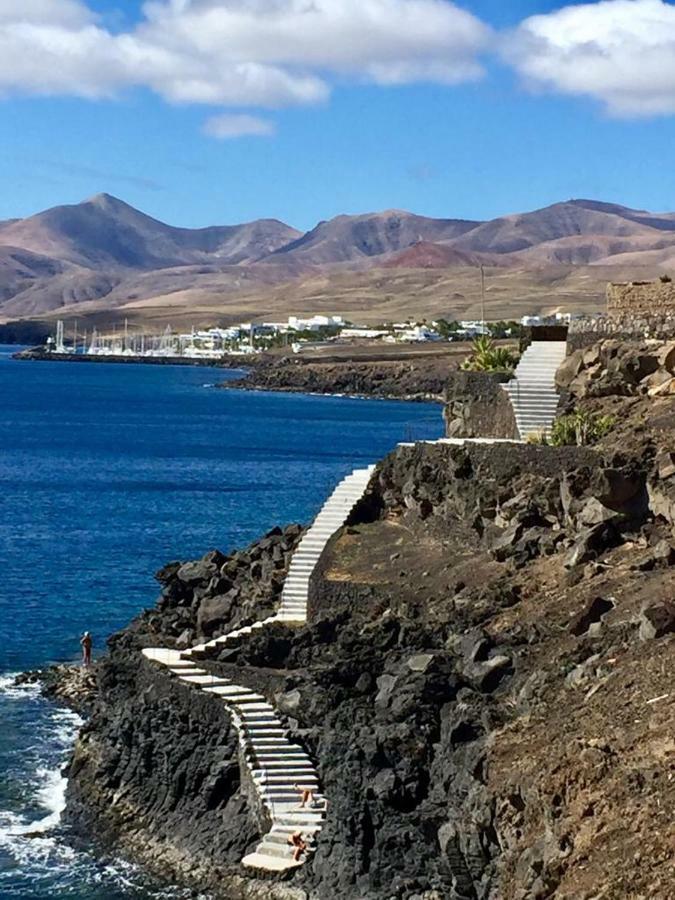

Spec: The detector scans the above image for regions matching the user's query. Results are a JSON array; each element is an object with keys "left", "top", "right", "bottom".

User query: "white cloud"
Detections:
[
  {"left": 203, "top": 112, "right": 275, "bottom": 138},
  {"left": 0, "top": 0, "right": 93, "bottom": 27},
  {"left": 0, "top": 0, "right": 490, "bottom": 116},
  {"left": 507, "top": 0, "right": 675, "bottom": 117}
]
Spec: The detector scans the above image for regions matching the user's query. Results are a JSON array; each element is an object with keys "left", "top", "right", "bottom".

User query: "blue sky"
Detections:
[{"left": 2, "top": 1, "right": 675, "bottom": 230}]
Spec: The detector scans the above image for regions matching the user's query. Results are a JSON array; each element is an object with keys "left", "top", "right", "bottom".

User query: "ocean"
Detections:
[{"left": 0, "top": 346, "right": 442, "bottom": 899}]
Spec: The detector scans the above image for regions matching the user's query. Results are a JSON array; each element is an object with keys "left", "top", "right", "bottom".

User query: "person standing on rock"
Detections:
[{"left": 80, "top": 631, "right": 92, "bottom": 667}]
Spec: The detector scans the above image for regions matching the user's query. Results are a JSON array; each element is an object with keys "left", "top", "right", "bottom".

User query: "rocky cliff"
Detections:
[{"left": 59, "top": 431, "right": 675, "bottom": 898}]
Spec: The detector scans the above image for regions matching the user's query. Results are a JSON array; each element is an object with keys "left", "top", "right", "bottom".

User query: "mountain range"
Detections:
[{"left": 1, "top": 194, "right": 674, "bottom": 330}]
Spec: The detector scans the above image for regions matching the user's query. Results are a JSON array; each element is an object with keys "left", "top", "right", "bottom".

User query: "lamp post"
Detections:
[{"left": 480, "top": 264, "right": 486, "bottom": 334}]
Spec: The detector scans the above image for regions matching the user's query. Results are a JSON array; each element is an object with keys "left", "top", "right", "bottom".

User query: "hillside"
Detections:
[
  {"left": 0, "top": 193, "right": 301, "bottom": 270},
  {"left": 2, "top": 195, "right": 675, "bottom": 328},
  {"left": 43, "top": 357, "right": 675, "bottom": 898},
  {"left": 269, "top": 210, "right": 480, "bottom": 266}
]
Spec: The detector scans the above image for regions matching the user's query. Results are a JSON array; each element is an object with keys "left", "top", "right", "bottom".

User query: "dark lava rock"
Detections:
[
  {"left": 639, "top": 601, "right": 675, "bottom": 640},
  {"left": 569, "top": 596, "right": 615, "bottom": 636},
  {"left": 565, "top": 522, "right": 620, "bottom": 569}
]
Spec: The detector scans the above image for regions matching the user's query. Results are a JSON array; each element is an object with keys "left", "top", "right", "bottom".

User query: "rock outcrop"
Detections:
[
  {"left": 58, "top": 436, "right": 675, "bottom": 899},
  {"left": 557, "top": 339, "right": 675, "bottom": 400},
  {"left": 443, "top": 371, "right": 518, "bottom": 439},
  {"left": 221, "top": 356, "right": 452, "bottom": 402}
]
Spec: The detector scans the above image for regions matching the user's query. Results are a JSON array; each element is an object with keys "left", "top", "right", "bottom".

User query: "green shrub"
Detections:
[
  {"left": 660, "top": 273, "right": 672, "bottom": 283},
  {"left": 549, "top": 411, "right": 616, "bottom": 446},
  {"left": 461, "top": 335, "right": 519, "bottom": 373}
]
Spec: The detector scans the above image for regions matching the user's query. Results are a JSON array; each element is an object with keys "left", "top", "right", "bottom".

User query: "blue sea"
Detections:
[{"left": 0, "top": 347, "right": 442, "bottom": 899}]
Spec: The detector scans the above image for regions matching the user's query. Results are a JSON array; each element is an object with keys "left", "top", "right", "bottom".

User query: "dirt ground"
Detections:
[{"left": 322, "top": 497, "right": 675, "bottom": 899}]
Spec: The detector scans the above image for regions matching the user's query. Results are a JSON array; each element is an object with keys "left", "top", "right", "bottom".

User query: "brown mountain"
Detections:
[
  {"left": 2, "top": 195, "right": 675, "bottom": 328},
  {"left": 0, "top": 193, "right": 301, "bottom": 270},
  {"left": 449, "top": 200, "right": 672, "bottom": 256},
  {"left": 383, "top": 241, "right": 501, "bottom": 269},
  {"left": 269, "top": 210, "right": 481, "bottom": 266},
  {"left": 0, "top": 246, "right": 70, "bottom": 304}
]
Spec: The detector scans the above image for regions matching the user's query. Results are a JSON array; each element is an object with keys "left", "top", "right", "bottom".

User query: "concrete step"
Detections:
[
  {"left": 262, "top": 790, "right": 314, "bottom": 801},
  {"left": 242, "top": 728, "right": 288, "bottom": 737},
  {"left": 240, "top": 713, "right": 282, "bottom": 723},
  {"left": 242, "top": 851, "right": 301, "bottom": 872},
  {"left": 252, "top": 763, "right": 315, "bottom": 772},
  {"left": 268, "top": 821, "right": 323, "bottom": 832},
  {"left": 512, "top": 407, "right": 559, "bottom": 414},
  {"left": 250, "top": 755, "right": 313, "bottom": 764},
  {"left": 511, "top": 385, "right": 558, "bottom": 391},
  {"left": 254, "top": 843, "right": 302, "bottom": 861},
  {"left": 506, "top": 386, "right": 559, "bottom": 394},
  {"left": 276, "top": 813, "right": 326, "bottom": 827},
  {"left": 512, "top": 406, "right": 560, "bottom": 413},
  {"left": 260, "top": 790, "right": 325, "bottom": 801},
  {"left": 206, "top": 690, "right": 266, "bottom": 704},
  {"left": 169, "top": 665, "right": 204, "bottom": 675},
  {"left": 254, "top": 772, "right": 318, "bottom": 782},
  {"left": 247, "top": 739, "right": 302, "bottom": 748},
  {"left": 253, "top": 762, "right": 315, "bottom": 771},
  {"left": 263, "top": 830, "right": 319, "bottom": 846},
  {"left": 178, "top": 675, "right": 231, "bottom": 686},
  {"left": 517, "top": 418, "right": 555, "bottom": 424}
]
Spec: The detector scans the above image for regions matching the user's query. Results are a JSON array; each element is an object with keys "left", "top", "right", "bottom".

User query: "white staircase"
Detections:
[
  {"left": 184, "top": 465, "right": 376, "bottom": 659},
  {"left": 140, "top": 464, "right": 376, "bottom": 873},
  {"left": 141, "top": 649, "right": 326, "bottom": 872},
  {"left": 502, "top": 341, "right": 567, "bottom": 439}
]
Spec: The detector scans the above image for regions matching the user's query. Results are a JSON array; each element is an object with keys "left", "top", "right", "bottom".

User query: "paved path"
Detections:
[
  {"left": 141, "top": 465, "right": 376, "bottom": 872},
  {"left": 502, "top": 341, "right": 568, "bottom": 439}
]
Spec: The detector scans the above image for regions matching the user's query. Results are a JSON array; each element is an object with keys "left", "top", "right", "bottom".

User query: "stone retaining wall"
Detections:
[
  {"left": 568, "top": 314, "right": 675, "bottom": 351},
  {"left": 443, "top": 371, "right": 518, "bottom": 440},
  {"left": 569, "top": 282, "right": 675, "bottom": 350},
  {"left": 607, "top": 281, "right": 675, "bottom": 314}
]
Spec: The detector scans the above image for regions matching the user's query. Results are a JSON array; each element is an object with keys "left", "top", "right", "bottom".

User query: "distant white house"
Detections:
[
  {"left": 288, "top": 315, "right": 344, "bottom": 332},
  {"left": 397, "top": 325, "right": 442, "bottom": 342},
  {"left": 520, "top": 312, "right": 582, "bottom": 327},
  {"left": 459, "top": 321, "right": 490, "bottom": 337},
  {"left": 341, "top": 327, "right": 389, "bottom": 339}
]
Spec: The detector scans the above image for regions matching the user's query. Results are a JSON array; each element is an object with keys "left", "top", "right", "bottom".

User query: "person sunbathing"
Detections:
[
  {"left": 294, "top": 783, "right": 315, "bottom": 808},
  {"left": 287, "top": 831, "right": 307, "bottom": 862}
]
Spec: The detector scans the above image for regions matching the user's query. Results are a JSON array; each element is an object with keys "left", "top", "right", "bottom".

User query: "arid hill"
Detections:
[
  {"left": 268, "top": 209, "right": 480, "bottom": 266},
  {"left": 2, "top": 194, "right": 675, "bottom": 330}
]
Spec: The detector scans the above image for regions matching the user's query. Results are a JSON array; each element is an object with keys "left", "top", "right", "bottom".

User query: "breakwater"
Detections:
[{"left": 14, "top": 348, "right": 252, "bottom": 368}]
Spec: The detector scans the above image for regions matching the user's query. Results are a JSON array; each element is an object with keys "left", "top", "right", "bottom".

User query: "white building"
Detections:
[
  {"left": 398, "top": 326, "right": 442, "bottom": 342},
  {"left": 341, "top": 327, "right": 389, "bottom": 339},
  {"left": 287, "top": 315, "right": 345, "bottom": 332}
]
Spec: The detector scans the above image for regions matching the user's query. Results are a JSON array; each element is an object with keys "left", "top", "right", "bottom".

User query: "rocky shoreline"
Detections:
[
  {"left": 14, "top": 345, "right": 459, "bottom": 403},
  {"left": 218, "top": 355, "right": 455, "bottom": 402},
  {"left": 31, "top": 339, "right": 675, "bottom": 898}
]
